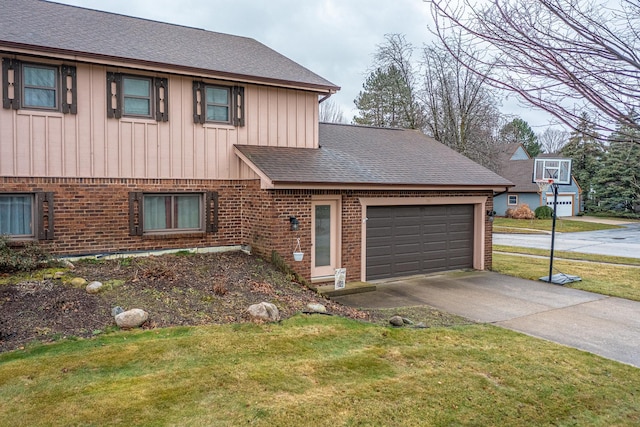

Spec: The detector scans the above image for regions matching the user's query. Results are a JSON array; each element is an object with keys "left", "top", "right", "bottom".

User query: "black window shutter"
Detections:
[
  {"left": 233, "top": 86, "right": 245, "bottom": 127},
  {"left": 61, "top": 65, "right": 77, "bottom": 114},
  {"left": 193, "top": 81, "right": 205, "bottom": 124},
  {"left": 36, "top": 192, "right": 55, "bottom": 240},
  {"left": 206, "top": 191, "right": 219, "bottom": 233},
  {"left": 128, "top": 192, "right": 143, "bottom": 236},
  {"left": 154, "top": 77, "right": 169, "bottom": 122},
  {"left": 2, "top": 58, "right": 21, "bottom": 110},
  {"left": 106, "top": 72, "right": 122, "bottom": 118}
]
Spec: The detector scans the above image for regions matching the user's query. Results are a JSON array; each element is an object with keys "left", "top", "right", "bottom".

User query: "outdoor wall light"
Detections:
[
  {"left": 486, "top": 210, "right": 496, "bottom": 222},
  {"left": 289, "top": 216, "right": 300, "bottom": 231}
]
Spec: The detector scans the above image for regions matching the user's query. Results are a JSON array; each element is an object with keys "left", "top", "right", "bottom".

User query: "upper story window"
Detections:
[
  {"left": 193, "top": 81, "right": 244, "bottom": 126},
  {"left": 23, "top": 64, "right": 58, "bottom": 109},
  {"left": 206, "top": 86, "right": 230, "bottom": 123},
  {"left": 2, "top": 58, "right": 77, "bottom": 114},
  {"left": 123, "top": 76, "right": 152, "bottom": 117},
  {"left": 106, "top": 72, "right": 168, "bottom": 122}
]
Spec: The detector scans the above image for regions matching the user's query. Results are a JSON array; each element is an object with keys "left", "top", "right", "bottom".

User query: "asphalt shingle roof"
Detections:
[
  {"left": 1, "top": 0, "right": 338, "bottom": 91},
  {"left": 235, "top": 123, "right": 514, "bottom": 187}
]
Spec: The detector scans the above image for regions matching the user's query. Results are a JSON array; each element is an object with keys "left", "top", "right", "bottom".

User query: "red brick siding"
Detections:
[
  {"left": 2, "top": 177, "right": 259, "bottom": 256},
  {"left": 3, "top": 178, "right": 494, "bottom": 281}
]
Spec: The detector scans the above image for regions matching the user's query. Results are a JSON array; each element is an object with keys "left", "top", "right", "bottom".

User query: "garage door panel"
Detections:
[{"left": 366, "top": 204, "right": 474, "bottom": 280}]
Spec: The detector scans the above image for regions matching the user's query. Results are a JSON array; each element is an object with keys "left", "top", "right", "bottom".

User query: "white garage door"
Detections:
[{"left": 546, "top": 194, "right": 573, "bottom": 217}]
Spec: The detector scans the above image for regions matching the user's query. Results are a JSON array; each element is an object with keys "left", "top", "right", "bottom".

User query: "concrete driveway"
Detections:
[
  {"left": 494, "top": 222, "right": 640, "bottom": 258},
  {"left": 332, "top": 271, "right": 640, "bottom": 368}
]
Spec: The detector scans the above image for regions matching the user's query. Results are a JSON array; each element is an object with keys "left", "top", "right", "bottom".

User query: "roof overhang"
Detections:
[
  {"left": 0, "top": 43, "right": 340, "bottom": 94},
  {"left": 235, "top": 146, "right": 514, "bottom": 192}
]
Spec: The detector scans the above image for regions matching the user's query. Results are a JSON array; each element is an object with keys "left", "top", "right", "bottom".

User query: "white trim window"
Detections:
[
  {"left": 0, "top": 194, "right": 34, "bottom": 237},
  {"left": 508, "top": 195, "right": 518, "bottom": 205},
  {"left": 143, "top": 194, "right": 202, "bottom": 233}
]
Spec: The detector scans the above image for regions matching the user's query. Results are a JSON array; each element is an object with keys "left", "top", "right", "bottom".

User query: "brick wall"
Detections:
[
  {"left": 3, "top": 177, "right": 494, "bottom": 281},
  {"left": 2, "top": 177, "right": 260, "bottom": 256}
]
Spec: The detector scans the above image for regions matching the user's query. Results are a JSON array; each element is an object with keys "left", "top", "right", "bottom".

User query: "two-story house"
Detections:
[{"left": 1, "top": 0, "right": 512, "bottom": 284}]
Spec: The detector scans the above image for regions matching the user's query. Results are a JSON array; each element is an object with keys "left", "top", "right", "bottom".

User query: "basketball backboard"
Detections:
[{"left": 533, "top": 158, "right": 572, "bottom": 185}]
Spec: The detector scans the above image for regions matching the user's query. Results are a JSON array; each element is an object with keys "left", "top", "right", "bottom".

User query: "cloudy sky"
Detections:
[{"left": 55, "top": 0, "right": 553, "bottom": 129}]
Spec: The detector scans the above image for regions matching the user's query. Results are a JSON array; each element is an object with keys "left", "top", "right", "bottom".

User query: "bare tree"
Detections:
[
  {"left": 429, "top": 0, "right": 640, "bottom": 141},
  {"left": 421, "top": 37, "right": 502, "bottom": 169},
  {"left": 319, "top": 99, "right": 347, "bottom": 123},
  {"left": 538, "top": 128, "right": 569, "bottom": 154}
]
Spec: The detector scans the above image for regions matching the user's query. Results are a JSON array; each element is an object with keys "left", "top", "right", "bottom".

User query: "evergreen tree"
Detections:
[
  {"left": 560, "top": 113, "right": 603, "bottom": 210},
  {"left": 499, "top": 118, "right": 541, "bottom": 157},
  {"left": 593, "top": 116, "right": 640, "bottom": 213}
]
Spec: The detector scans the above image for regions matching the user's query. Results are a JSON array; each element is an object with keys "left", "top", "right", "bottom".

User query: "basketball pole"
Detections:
[{"left": 548, "top": 184, "right": 559, "bottom": 284}]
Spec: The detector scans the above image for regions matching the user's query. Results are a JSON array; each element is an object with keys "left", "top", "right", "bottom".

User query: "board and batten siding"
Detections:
[{"left": 0, "top": 63, "right": 319, "bottom": 179}]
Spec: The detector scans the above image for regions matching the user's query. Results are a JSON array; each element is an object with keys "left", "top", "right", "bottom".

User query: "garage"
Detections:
[
  {"left": 366, "top": 204, "right": 474, "bottom": 280},
  {"left": 546, "top": 194, "right": 574, "bottom": 217}
]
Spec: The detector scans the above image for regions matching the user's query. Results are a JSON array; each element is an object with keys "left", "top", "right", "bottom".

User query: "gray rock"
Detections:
[
  {"left": 389, "top": 316, "right": 404, "bottom": 327},
  {"left": 402, "top": 317, "right": 414, "bottom": 325},
  {"left": 115, "top": 308, "right": 149, "bottom": 328},
  {"left": 62, "top": 259, "right": 75, "bottom": 269},
  {"left": 247, "top": 302, "right": 280, "bottom": 322},
  {"left": 414, "top": 322, "right": 428, "bottom": 329},
  {"left": 111, "top": 306, "right": 125, "bottom": 316},
  {"left": 307, "top": 303, "right": 327, "bottom": 313},
  {"left": 86, "top": 281, "right": 103, "bottom": 294}
]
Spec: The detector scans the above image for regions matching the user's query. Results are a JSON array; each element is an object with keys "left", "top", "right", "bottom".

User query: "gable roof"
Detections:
[
  {"left": 0, "top": 0, "right": 339, "bottom": 92},
  {"left": 235, "top": 123, "right": 513, "bottom": 189}
]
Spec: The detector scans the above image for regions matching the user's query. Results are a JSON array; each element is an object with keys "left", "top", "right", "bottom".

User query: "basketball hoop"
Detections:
[{"left": 535, "top": 178, "right": 553, "bottom": 194}]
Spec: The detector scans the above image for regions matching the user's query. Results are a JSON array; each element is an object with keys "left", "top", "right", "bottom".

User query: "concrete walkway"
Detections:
[{"left": 332, "top": 271, "right": 640, "bottom": 368}]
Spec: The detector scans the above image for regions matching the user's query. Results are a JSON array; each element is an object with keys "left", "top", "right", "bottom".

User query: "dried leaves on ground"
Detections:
[{"left": 0, "top": 251, "right": 468, "bottom": 352}]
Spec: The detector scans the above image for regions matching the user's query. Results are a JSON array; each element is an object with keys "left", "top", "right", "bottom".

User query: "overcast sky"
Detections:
[{"left": 55, "top": 0, "right": 554, "bottom": 130}]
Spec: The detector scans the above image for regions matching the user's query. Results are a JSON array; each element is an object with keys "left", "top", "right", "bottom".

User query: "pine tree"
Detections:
[
  {"left": 499, "top": 118, "right": 541, "bottom": 157},
  {"left": 560, "top": 113, "right": 604, "bottom": 210},
  {"left": 593, "top": 116, "right": 640, "bottom": 214}
]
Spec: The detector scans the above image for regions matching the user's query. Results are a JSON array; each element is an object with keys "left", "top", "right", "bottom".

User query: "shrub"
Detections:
[
  {"left": 535, "top": 205, "right": 554, "bottom": 219},
  {"left": 506, "top": 204, "right": 535, "bottom": 219},
  {"left": 0, "top": 236, "right": 53, "bottom": 273}
]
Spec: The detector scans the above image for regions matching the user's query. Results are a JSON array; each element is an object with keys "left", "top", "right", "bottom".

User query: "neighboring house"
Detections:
[
  {"left": 494, "top": 144, "right": 581, "bottom": 217},
  {"left": 1, "top": 0, "right": 512, "bottom": 283}
]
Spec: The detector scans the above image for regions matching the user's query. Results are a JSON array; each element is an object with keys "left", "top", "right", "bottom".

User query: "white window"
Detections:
[
  {"left": 143, "top": 194, "right": 202, "bottom": 233},
  {"left": 508, "top": 195, "right": 518, "bottom": 205},
  {"left": 0, "top": 194, "right": 34, "bottom": 238},
  {"left": 123, "top": 76, "right": 152, "bottom": 117},
  {"left": 23, "top": 64, "right": 58, "bottom": 109}
]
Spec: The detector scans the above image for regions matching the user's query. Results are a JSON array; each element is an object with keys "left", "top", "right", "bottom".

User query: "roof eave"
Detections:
[
  {"left": 0, "top": 41, "right": 340, "bottom": 93},
  {"left": 265, "top": 181, "right": 515, "bottom": 191}
]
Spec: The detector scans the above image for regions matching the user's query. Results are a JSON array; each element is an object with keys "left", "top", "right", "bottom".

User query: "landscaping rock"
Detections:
[
  {"left": 389, "top": 316, "right": 404, "bottom": 327},
  {"left": 115, "top": 308, "right": 149, "bottom": 328},
  {"left": 86, "top": 281, "right": 103, "bottom": 294},
  {"left": 402, "top": 317, "right": 414, "bottom": 325},
  {"left": 247, "top": 302, "right": 280, "bottom": 322},
  {"left": 54, "top": 271, "right": 65, "bottom": 279},
  {"left": 62, "top": 259, "right": 75, "bottom": 270},
  {"left": 307, "top": 303, "right": 327, "bottom": 313},
  {"left": 111, "top": 306, "right": 125, "bottom": 316},
  {"left": 43, "top": 273, "right": 53, "bottom": 280},
  {"left": 414, "top": 322, "right": 427, "bottom": 329},
  {"left": 70, "top": 277, "right": 87, "bottom": 287}
]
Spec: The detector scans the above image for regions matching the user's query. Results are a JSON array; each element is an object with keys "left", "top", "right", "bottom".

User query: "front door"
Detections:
[{"left": 311, "top": 199, "right": 340, "bottom": 278}]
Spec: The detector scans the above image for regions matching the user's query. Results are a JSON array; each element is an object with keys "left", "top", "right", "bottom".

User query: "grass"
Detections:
[
  {"left": 1, "top": 315, "right": 640, "bottom": 426},
  {"left": 493, "top": 217, "right": 623, "bottom": 233},
  {"left": 494, "top": 244, "right": 640, "bottom": 267},
  {"left": 493, "top": 253, "right": 640, "bottom": 301}
]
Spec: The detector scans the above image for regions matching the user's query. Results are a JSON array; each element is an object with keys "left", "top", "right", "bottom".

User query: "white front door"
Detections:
[{"left": 311, "top": 198, "right": 340, "bottom": 278}]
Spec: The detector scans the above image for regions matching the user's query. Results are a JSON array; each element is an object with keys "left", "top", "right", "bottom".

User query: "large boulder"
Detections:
[
  {"left": 115, "top": 308, "right": 149, "bottom": 328},
  {"left": 306, "top": 303, "right": 327, "bottom": 314},
  {"left": 246, "top": 302, "right": 280, "bottom": 322}
]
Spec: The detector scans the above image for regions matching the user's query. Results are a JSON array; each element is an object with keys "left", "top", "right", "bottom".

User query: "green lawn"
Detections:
[
  {"left": 493, "top": 252, "right": 640, "bottom": 301},
  {"left": 493, "top": 217, "right": 623, "bottom": 233},
  {"left": 1, "top": 316, "right": 640, "bottom": 426},
  {"left": 494, "top": 244, "right": 640, "bottom": 267}
]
